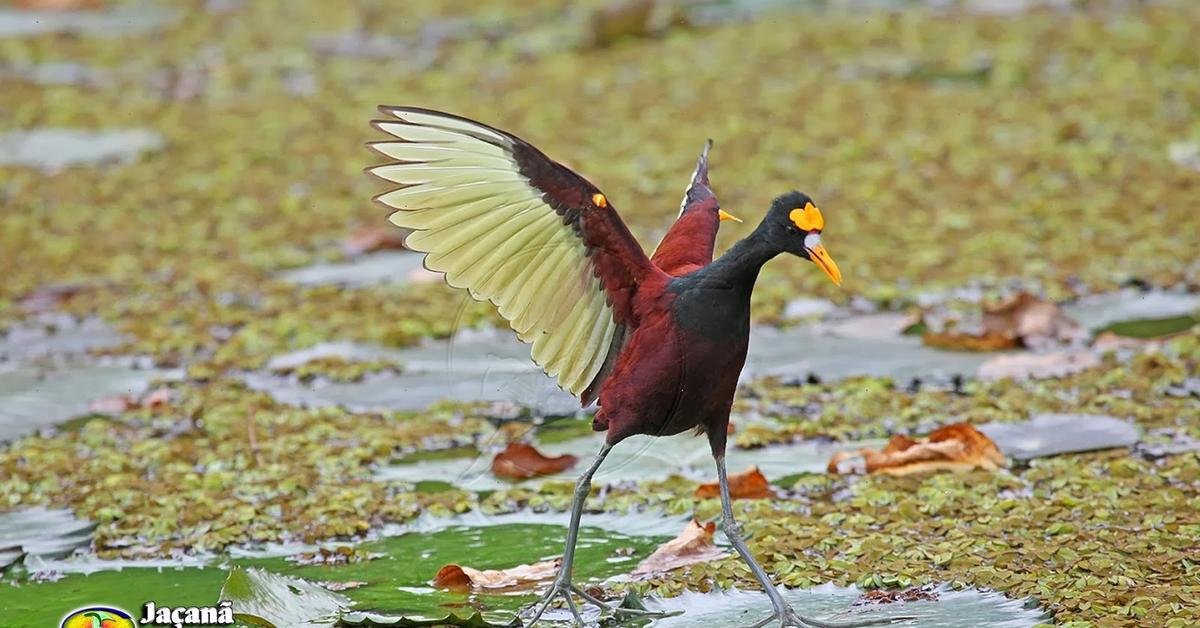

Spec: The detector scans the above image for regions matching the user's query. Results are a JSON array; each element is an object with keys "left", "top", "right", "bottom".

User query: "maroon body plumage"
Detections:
[{"left": 367, "top": 107, "right": 847, "bottom": 628}]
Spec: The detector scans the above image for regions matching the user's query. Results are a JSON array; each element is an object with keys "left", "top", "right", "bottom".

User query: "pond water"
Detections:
[
  {"left": 0, "top": 316, "right": 178, "bottom": 441},
  {"left": 0, "top": 128, "right": 165, "bottom": 170},
  {"left": 0, "top": 522, "right": 667, "bottom": 626}
]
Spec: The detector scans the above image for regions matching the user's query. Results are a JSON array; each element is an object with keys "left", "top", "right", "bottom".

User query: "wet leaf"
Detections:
[
  {"left": 219, "top": 567, "right": 347, "bottom": 628},
  {"left": 694, "top": 466, "right": 771, "bottom": 500},
  {"left": 491, "top": 442, "right": 578, "bottom": 480},
  {"left": 827, "top": 423, "right": 1007, "bottom": 476},
  {"left": 982, "top": 293, "right": 1086, "bottom": 349},
  {"left": 432, "top": 558, "right": 559, "bottom": 591},
  {"left": 921, "top": 330, "right": 1020, "bottom": 352},
  {"left": 632, "top": 519, "right": 728, "bottom": 576}
]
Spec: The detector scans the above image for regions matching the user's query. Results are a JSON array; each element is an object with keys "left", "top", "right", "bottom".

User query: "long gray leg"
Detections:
[
  {"left": 716, "top": 454, "right": 907, "bottom": 628},
  {"left": 522, "top": 444, "right": 611, "bottom": 626}
]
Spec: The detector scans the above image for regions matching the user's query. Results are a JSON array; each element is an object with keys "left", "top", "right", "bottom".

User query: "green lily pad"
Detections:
[
  {"left": 979, "top": 413, "right": 1140, "bottom": 460},
  {"left": 339, "top": 610, "right": 519, "bottom": 627},
  {"left": 0, "top": 507, "right": 94, "bottom": 571},
  {"left": 221, "top": 567, "right": 347, "bottom": 627}
]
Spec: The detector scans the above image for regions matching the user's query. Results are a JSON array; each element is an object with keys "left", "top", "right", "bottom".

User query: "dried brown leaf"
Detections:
[
  {"left": 827, "top": 423, "right": 1007, "bottom": 476},
  {"left": 433, "top": 558, "right": 559, "bottom": 591},
  {"left": 694, "top": 465, "right": 771, "bottom": 499},
  {"left": 632, "top": 519, "right": 728, "bottom": 576},
  {"left": 491, "top": 442, "right": 578, "bottom": 480},
  {"left": 982, "top": 292, "right": 1085, "bottom": 348}
]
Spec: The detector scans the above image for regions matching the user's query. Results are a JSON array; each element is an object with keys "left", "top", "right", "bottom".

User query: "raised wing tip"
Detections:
[{"left": 691, "top": 139, "right": 713, "bottom": 187}]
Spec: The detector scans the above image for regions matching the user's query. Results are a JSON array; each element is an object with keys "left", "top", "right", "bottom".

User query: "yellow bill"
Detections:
[
  {"left": 804, "top": 235, "right": 842, "bottom": 286},
  {"left": 718, "top": 209, "right": 742, "bottom": 223}
]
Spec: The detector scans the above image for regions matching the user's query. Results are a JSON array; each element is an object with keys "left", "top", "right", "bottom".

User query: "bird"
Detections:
[
  {"left": 367, "top": 107, "right": 856, "bottom": 628},
  {"left": 650, "top": 139, "right": 742, "bottom": 277}
]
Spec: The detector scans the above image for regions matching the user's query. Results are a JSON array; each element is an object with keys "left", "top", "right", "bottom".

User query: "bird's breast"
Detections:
[{"left": 667, "top": 280, "right": 753, "bottom": 344}]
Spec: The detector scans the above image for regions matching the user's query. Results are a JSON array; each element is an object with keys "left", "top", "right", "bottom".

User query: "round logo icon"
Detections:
[{"left": 61, "top": 607, "right": 135, "bottom": 628}]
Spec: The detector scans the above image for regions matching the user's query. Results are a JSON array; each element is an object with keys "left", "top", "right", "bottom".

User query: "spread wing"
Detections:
[
  {"left": 677, "top": 138, "right": 715, "bottom": 218},
  {"left": 650, "top": 139, "right": 721, "bottom": 274},
  {"left": 367, "top": 106, "right": 661, "bottom": 403}
]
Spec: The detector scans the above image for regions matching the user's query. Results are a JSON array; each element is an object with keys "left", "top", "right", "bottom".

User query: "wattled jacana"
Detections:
[{"left": 368, "top": 108, "right": 856, "bottom": 628}]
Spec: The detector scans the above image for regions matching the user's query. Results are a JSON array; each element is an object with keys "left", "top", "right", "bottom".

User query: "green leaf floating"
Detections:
[
  {"left": 338, "top": 610, "right": 520, "bottom": 627},
  {"left": 220, "top": 567, "right": 347, "bottom": 627},
  {"left": 219, "top": 567, "right": 519, "bottom": 628}
]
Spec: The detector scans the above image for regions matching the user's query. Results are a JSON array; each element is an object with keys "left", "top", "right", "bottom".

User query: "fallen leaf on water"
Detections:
[
  {"left": 491, "top": 442, "right": 578, "bottom": 480},
  {"left": 341, "top": 224, "right": 411, "bottom": 256},
  {"left": 923, "top": 292, "right": 1084, "bottom": 351},
  {"left": 827, "top": 423, "right": 1007, "bottom": 476},
  {"left": 694, "top": 466, "right": 771, "bottom": 499},
  {"left": 922, "top": 330, "right": 1019, "bottom": 352},
  {"left": 87, "top": 386, "right": 173, "bottom": 415},
  {"left": 982, "top": 292, "right": 1085, "bottom": 348},
  {"left": 632, "top": 519, "right": 728, "bottom": 576},
  {"left": 978, "top": 350, "right": 1099, "bottom": 380},
  {"left": 433, "top": 558, "right": 559, "bottom": 591}
]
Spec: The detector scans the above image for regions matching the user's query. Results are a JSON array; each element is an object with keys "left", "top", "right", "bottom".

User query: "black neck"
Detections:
[{"left": 699, "top": 225, "right": 779, "bottom": 288}]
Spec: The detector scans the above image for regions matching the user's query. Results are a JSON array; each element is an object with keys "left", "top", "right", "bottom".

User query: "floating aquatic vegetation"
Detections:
[{"left": 632, "top": 519, "right": 728, "bottom": 577}]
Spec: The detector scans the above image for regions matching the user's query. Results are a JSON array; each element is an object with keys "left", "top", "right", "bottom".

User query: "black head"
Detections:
[{"left": 759, "top": 191, "right": 842, "bottom": 286}]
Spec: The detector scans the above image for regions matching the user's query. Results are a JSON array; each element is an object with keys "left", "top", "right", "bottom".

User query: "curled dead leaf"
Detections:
[
  {"left": 632, "top": 519, "right": 728, "bottom": 576},
  {"left": 923, "top": 292, "right": 1084, "bottom": 351},
  {"left": 694, "top": 465, "right": 771, "bottom": 500},
  {"left": 827, "top": 423, "right": 1007, "bottom": 476},
  {"left": 491, "top": 442, "right": 578, "bottom": 480},
  {"left": 433, "top": 558, "right": 559, "bottom": 591},
  {"left": 982, "top": 292, "right": 1084, "bottom": 349}
]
